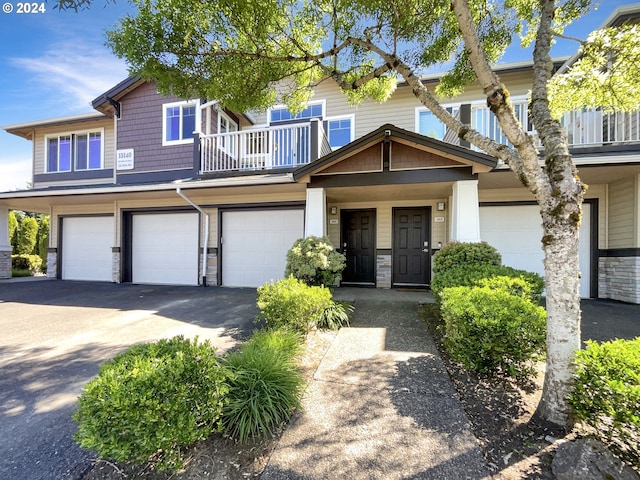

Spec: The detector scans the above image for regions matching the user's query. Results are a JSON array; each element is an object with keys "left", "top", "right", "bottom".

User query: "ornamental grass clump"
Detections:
[
  {"left": 73, "top": 336, "right": 228, "bottom": 471},
  {"left": 221, "top": 328, "right": 304, "bottom": 442},
  {"left": 285, "top": 236, "right": 346, "bottom": 286},
  {"left": 569, "top": 337, "right": 640, "bottom": 468}
]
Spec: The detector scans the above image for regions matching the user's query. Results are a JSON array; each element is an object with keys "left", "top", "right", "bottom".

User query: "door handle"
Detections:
[{"left": 422, "top": 249, "right": 429, "bottom": 253}]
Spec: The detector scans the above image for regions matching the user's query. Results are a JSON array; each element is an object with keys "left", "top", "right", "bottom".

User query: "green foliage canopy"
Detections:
[{"left": 106, "top": 0, "right": 529, "bottom": 113}]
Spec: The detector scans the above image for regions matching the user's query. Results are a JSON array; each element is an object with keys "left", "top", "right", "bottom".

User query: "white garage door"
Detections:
[
  {"left": 222, "top": 209, "right": 304, "bottom": 287},
  {"left": 479, "top": 204, "right": 591, "bottom": 298},
  {"left": 132, "top": 212, "right": 199, "bottom": 285},
  {"left": 62, "top": 216, "right": 114, "bottom": 281}
]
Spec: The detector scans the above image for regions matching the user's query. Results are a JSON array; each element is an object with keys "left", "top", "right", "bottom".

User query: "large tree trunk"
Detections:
[
  {"left": 537, "top": 214, "right": 582, "bottom": 425},
  {"left": 450, "top": 0, "right": 586, "bottom": 427}
]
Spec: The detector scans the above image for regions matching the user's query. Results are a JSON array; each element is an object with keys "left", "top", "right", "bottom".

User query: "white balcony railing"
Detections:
[
  {"left": 472, "top": 101, "right": 640, "bottom": 149},
  {"left": 200, "top": 122, "right": 331, "bottom": 174}
]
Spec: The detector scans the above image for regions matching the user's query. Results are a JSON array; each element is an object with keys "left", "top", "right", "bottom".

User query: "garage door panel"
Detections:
[
  {"left": 222, "top": 210, "right": 304, "bottom": 287},
  {"left": 480, "top": 204, "right": 591, "bottom": 298},
  {"left": 62, "top": 216, "right": 114, "bottom": 282},
  {"left": 132, "top": 213, "right": 199, "bottom": 285}
]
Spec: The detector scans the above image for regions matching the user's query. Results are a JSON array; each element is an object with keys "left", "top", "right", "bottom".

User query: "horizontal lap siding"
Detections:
[
  {"left": 33, "top": 118, "right": 115, "bottom": 188},
  {"left": 608, "top": 176, "right": 636, "bottom": 248}
]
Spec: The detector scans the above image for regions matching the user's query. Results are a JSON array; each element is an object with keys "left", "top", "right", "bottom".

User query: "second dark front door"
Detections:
[
  {"left": 393, "top": 207, "right": 431, "bottom": 286},
  {"left": 341, "top": 209, "right": 376, "bottom": 284}
]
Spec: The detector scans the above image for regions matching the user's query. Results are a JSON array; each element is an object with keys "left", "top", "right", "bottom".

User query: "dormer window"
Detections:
[
  {"left": 163, "top": 100, "right": 200, "bottom": 146},
  {"left": 45, "top": 130, "right": 103, "bottom": 173}
]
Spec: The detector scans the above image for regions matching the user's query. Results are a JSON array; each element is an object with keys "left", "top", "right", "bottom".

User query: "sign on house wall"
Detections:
[{"left": 116, "top": 149, "right": 134, "bottom": 170}]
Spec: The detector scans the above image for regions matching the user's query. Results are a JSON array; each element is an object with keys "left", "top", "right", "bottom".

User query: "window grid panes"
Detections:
[
  {"left": 164, "top": 102, "right": 197, "bottom": 143},
  {"left": 327, "top": 118, "right": 352, "bottom": 149},
  {"left": 418, "top": 107, "right": 458, "bottom": 140},
  {"left": 46, "top": 132, "right": 102, "bottom": 173},
  {"left": 270, "top": 104, "right": 323, "bottom": 123}
]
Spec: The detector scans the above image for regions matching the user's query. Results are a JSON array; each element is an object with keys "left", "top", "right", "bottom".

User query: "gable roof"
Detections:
[
  {"left": 92, "top": 76, "right": 146, "bottom": 116},
  {"left": 293, "top": 123, "right": 498, "bottom": 181}
]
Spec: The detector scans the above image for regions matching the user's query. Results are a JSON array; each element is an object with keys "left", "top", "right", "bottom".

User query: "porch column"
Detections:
[
  {"left": 451, "top": 180, "right": 481, "bottom": 243},
  {"left": 305, "top": 188, "right": 326, "bottom": 238},
  {"left": 0, "top": 206, "right": 11, "bottom": 279}
]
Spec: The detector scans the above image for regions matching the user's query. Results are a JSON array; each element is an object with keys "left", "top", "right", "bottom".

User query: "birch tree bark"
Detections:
[{"left": 451, "top": 0, "right": 585, "bottom": 425}]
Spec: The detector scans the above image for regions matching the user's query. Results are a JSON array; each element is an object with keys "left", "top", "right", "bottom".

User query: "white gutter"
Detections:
[{"left": 176, "top": 187, "right": 210, "bottom": 287}]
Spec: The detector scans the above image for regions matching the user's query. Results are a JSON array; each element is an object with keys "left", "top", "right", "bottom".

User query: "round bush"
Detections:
[
  {"left": 73, "top": 336, "right": 228, "bottom": 471},
  {"left": 432, "top": 241, "right": 501, "bottom": 275},
  {"left": 440, "top": 286, "right": 547, "bottom": 379},
  {"left": 431, "top": 263, "right": 544, "bottom": 303},
  {"left": 257, "top": 276, "right": 333, "bottom": 333},
  {"left": 569, "top": 337, "right": 640, "bottom": 466},
  {"left": 285, "top": 236, "right": 346, "bottom": 286},
  {"left": 221, "top": 329, "right": 304, "bottom": 442}
]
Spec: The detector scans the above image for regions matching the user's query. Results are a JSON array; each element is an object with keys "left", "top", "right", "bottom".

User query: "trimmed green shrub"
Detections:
[
  {"left": 257, "top": 276, "right": 333, "bottom": 333},
  {"left": 37, "top": 216, "right": 49, "bottom": 271},
  {"left": 285, "top": 236, "right": 346, "bottom": 286},
  {"left": 221, "top": 329, "right": 304, "bottom": 442},
  {"left": 8, "top": 211, "right": 18, "bottom": 252},
  {"left": 17, "top": 217, "right": 38, "bottom": 255},
  {"left": 476, "top": 275, "right": 543, "bottom": 303},
  {"left": 440, "top": 286, "right": 547, "bottom": 379},
  {"left": 432, "top": 241, "right": 501, "bottom": 275},
  {"left": 318, "top": 301, "right": 353, "bottom": 330},
  {"left": 569, "top": 337, "right": 640, "bottom": 467},
  {"left": 12, "top": 254, "right": 42, "bottom": 273},
  {"left": 73, "top": 336, "right": 228, "bottom": 471},
  {"left": 431, "top": 263, "right": 544, "bottom": 303}
]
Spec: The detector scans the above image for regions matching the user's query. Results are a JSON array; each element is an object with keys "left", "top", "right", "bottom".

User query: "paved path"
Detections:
[{"left": 262, "top": 291, "right": 490, "bottom": 480}]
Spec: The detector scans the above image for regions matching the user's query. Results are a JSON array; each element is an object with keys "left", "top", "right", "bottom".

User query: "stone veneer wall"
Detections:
[
  {"left": 204, "top": 252, "right": 218, "bottom": 286},
  {"left": 46, "top": 250, "right": 57, "bottom": 279},
  {"left": 599, "top": 256, "right": 640, "bottom": 304},
  {"left": 376, "top": 253, "right": 391, "bottom": 288},
  {"left": 0, "top": 247, "right": 10, "bottom": 279},
  {"left": 112, "top": 250, "right": 121, "bottom": 283}
]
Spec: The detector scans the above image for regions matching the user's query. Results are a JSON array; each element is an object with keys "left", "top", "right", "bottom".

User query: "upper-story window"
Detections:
[
  {"left": 416, "top": 106, "right": 459, "bottom": 140},
  {"left": 163, "top": 100, "right": 199, "bottom": 146},
  {"left": 46, "top": 130, "right": 103, "bottom": 173},
  {"left": 269, "top": 102, "right": 324, "bottom": 123},
  {"left": 326, "top": 116, "right": 354, "bottom": 150},
  {"left": 218, "top": 111, "right": 238, "bottom": 155}
]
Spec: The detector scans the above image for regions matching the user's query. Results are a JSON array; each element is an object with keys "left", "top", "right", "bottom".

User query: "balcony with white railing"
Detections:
[
  {"left": 199, "top": 120, "right": 332, "bottom": 175},
  {"left": 471, "top": 101, "right": 640, "bottom": 149}
]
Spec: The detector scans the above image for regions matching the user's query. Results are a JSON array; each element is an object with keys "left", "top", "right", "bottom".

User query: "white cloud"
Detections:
[
  {"left": 10, "top": 40, "right": 129, "bottom": 113},
  {"left": 0, "top": 155, "right": 32, "bottom": 192}
]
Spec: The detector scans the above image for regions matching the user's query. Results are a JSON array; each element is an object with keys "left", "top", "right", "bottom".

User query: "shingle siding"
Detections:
[{"left": 116, "top": 82, "right": 195, "bottom": 175}]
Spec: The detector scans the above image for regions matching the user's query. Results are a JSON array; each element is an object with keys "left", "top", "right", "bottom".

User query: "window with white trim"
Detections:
[
  {"left": 45, "top": 130, "right": 103, "bottom": 173},
  {"left": 269, "top": 102, "right": 324, "bottom": 123},
  {"left": 218, "top": 111, "right": 238, "bottom": 155},
  {"left": 326, "top": 116, "right": 354, "bottom": 149},
  {"left": 416, "top": 106, "right": 459, "bottom": 140},
  {"left": 163, "top": 100, "right": 199, "bottom": 145}
]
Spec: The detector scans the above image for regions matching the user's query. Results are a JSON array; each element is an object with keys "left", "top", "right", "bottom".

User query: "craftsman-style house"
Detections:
[{"left": 2, "top": 4, "right": 639, "bottom": 303}]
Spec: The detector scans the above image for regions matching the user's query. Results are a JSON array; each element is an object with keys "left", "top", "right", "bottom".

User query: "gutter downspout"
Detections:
[{"left": 176, "top": 187, "right": 209, "bottom": 287}]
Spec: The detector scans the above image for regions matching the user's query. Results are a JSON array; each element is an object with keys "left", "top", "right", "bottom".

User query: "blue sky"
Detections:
[{"left": 0, "top": 0, "right": 636, "bottom": 192}]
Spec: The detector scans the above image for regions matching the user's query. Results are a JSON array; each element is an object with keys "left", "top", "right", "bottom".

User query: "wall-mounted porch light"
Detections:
[{"left": 437, "top": 202, "right": 446, "bottom": 211}]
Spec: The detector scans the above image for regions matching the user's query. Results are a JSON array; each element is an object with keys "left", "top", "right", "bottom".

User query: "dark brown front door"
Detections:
[
  {"left": 393, "top": 207, "right": 431, "bottom": 286},
  {"left": 341, "top": 209, "right": 376, "bottom": 284}
]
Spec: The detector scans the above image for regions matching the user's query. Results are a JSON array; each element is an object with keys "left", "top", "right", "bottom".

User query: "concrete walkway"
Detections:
[{"left": 262, "top": 289, "right": 490, "bottom": 480}]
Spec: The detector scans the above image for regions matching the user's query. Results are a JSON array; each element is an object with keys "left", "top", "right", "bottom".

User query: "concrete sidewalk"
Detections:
[{"left": 262, "top": 289, "right": 490, "bottom": 480}]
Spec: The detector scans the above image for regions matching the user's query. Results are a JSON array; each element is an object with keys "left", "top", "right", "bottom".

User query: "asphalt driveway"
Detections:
[{"left": 0, "top": 279, "right": 259, "bottom": 480}]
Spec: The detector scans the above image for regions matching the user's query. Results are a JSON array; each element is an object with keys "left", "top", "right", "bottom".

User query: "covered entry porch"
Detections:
[{"left": 296, "top": 124, "right": 497, "bottom": 289}]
